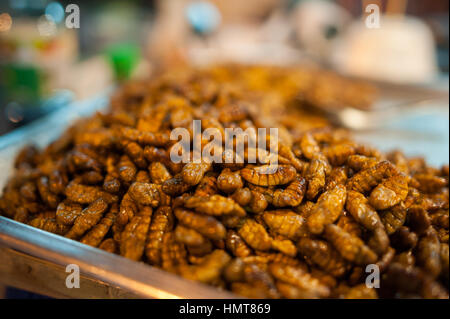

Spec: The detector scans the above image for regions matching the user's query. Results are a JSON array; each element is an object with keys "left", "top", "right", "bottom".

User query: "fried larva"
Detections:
[
  {"left": 184, "top": 194, "right": 246, "bottom": 217},
  {"left": 174, "top": 208, "right": 226, "bottom": 241},
  {"left": 262, "top": 210, "right": 308, "bottom": 240},
  {"left": 241, "top": 165, "right": 296, "bottom": 186},
  {"left": 238, "top": 219, "right": 272, "bottom": 251},
  {"left": 65, "top": 198, "right": 109, "bottom": 239}
]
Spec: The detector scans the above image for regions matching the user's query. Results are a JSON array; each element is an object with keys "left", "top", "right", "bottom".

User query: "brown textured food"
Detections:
[{"left": 1, "top": 65, "right": 448, "bottom": 299}]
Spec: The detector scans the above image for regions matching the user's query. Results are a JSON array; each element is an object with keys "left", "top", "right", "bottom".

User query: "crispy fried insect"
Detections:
[
  {"left": 103, "top": 157, "right": 121, "bottom": 194},
  {"left": 346, "top": 155, "right": 378, "bottom": 171},
  {"left": 307, "top": 185, "right": 347, "bottom": 234},
  {"left": 149, "top": 162, "right": 172, "bottom": 185},
  {"left": 416, "top": 228, "right": 442, "bottom": 278},
  {"left": 194, "top": 172, "right": 218, "bottom": 197},
  {"left": 48, "top": 169, "right": 68, "bottom": 195},
  {"left": 241, "top": 164, "right": 296, "bottom": 186},
  {"left": 407, "top": 205, "right": 431, "bottom": 235},
  {"left": 226, "top": 230, "right": 252, "bottom": 257},
  {"left": 238, "top": 219, "right": 272, "bottom": 251},
  {"left": 178, "top": 249, "right": 231, "bottom": 284},
  {"left": 297, "top": 238, "right": 349, "bottom": 277},
  {"left": 325, "top": 167, "right": 348, "bottom": 191},
  {"left": 324, "top": 224, "right": 377, "bottom": 265},
  {"left": 305, "top": 159, "right": 328, "bottom": 200},
  {"left": 145, "top": 206, "right": 173, "bottom": 265},
  {"left": 161, "top": 174, "right": 191, "bottom": 196},
  {"left": 65, "top": 199, "right": 107, "bottom": 237},
  {"left": 37, "top": 176, "right": 59, "bottom": 209},
  {"left": 122, "top": 140, "right": 147, "bottom": 169},
  {"left": 323, "top": 143, "right": 355, "bottom": 166},
  {"left": 263, "top": 210, "right": 308, "bottom": 240},
  {"left": 344, "top": 284, "right": 378, "bottom": 299},
  {"left": 299, "top": 132, "right": 320, "bottom": 160},
  {"left": 376, "top": 246, "right": 395, "bottom": 272},
  {"left": 380, "top": 203, "right": 407, "bottom": 235},
  {"left": 143, "top": 146, "right": 183, "bottom": 174},
  {"left": 272, "top": 176, "right": 306, "bottom": 207},
  {"left": 79, "top": 171, "right": 104, "bottom": 184},
  {"left": 65, "top": 181, "right": 118, "bottom": 204},
  {"left": 217, "top": 168, "right": 243, "bottom": 193},
  {"left": 269, "top": 263, "right": 330, "bottom": 298},
  {"left": 128, "top": 182, "right": 160, "bottom": 207},
  {"left": 336, "top": 212, "right": 362, "bottom": 238},
  {"left": 81, "top": 203, "right": 118, "bottom": 247},
  {"left": 223, "top": 258, "right": 245, "bottom": 282},
  {"left": 347, "top": 161, "right": 399, "bottom": 193},
  {"left": 367, "top": 226, "right": 390, "bottom": 255},
  {"left": 67, "top": 149, "right": 102, "bottom": 173},
  {"left": 246, "top": 189, "right": 269, "bottom": 214},
  {"left": 174, "top": 225, "right": 208, "bottom": 246},
  {"left": 98, "top": 238, "right": 117, "bottom": 254},
  {"left": 414, "top": 174, "right": 447, "bottom": 193},
  {"left": 29, "top": 217, "right": 70, "bottom": 235},
  {"left": 120, "top": 206, "right": 152, "bottom": 261},
  {"left": 184, "top": 194, "right": 246, "bottom": 217},
  {"left": 118, "top": 126, "right": 169, "bottom": 147},
  {"left": 271, "top": 236, "right": 297, "bottom": 257},
  {"left": 278, "top": 144, "right": 304, "bottom": 172},
  {"left": 56, "top": 201, "right": 83, "bottom": 226},
  {"left": 391, "top": 226, "right": 418, "bottom": 251},
  {"left": 242, "top": 263, "right": 280, "bottom": 299},
  {"left": 181, "top": 162, "right": 212, "bottom": 186},
  {"left": 231, "top": 187, "right": 252, "bottom": 206},
  {"left": 117, "top": 155, "right": 137, "bottom": 184},
  {"left": 369, "top": 174, "right": 409, "bottom": 210},
  {"left": 174, "top": 208, "right": 226, "bottom": 241},
  {"left": 345, "top": 190, "right": 382, "bottom": 231},
  {"left": 161, "top": 232, "right": 187, "bottom": 273}
]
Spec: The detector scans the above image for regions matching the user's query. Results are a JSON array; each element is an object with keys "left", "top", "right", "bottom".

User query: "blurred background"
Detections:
[{"left": 0, "top": 0, "right": 448, "bottom": 153}]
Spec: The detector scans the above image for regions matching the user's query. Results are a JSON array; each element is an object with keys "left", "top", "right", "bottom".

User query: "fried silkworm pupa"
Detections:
[
  {"left": 98, "top": 238, "right": 118, "bottom": 254},
  {"left": 161, "top": 232, "right": 187, "bottom": 273},
  {"left": 346, "top": 155, "right": 378, "bottom": 172},
  {"left": 65, "top": 198, "right": 109, "bottom": 240},
  {"left": 65, "top": 181, "right": 118, "bottom": 204},
  {"left": 174, "top": 208, "right": 226, "bottom": 241},
  {"left": 325, "top": 167, "right": 348, "bottom": 191},
  {"left": 407, "top": 205, "right": 431, "bottom": 236},
  {"left": 246, "top": 189, "right": 269, "bottom": 214},
  {"left": 122, "top": 140, "right": 147, "bottom": 169},
  {"left": 119, "top": 126, "right": 169, "bottom": 147},
  {"left": 56, "top": 201, "right": 83, "bottom": 226},
  {"left": 416, "top": 227, "right": 442, "bottom": 279},
  {"left": 299, "top": 132, "right": 320, "bottom": 160},
  {"left": 323, "top": 143, "right": 355, "bottom": 166},
  {"left": 48, "top": 169, "right": 68, "bottom": 195},
  {"left": 161, "top": 174, "right": 191, "bottom": 196},
  {"left": 117, "top": 155, "right": 137, "bottom": 184},
  {"left": 307, "top": 184, "right": 347, "bottom": 234},
  {"left": 272, "top": 176, "right": 306, "bottom": 207},
  {"left": 242, "top": 263, "right": 280, "bottom": 299},
  {"left": 178, "top": 249, "right": 231, "bottom": 284},
  {"left": 145, "top": 206, "right": 173, "bottom": 266},
  {"left": 29, "top": 217, "right": 70, "bottom": 235},
  {"left": 231, "top": 187, "right": 252, "bottom": 207},
  {"left": 181, "top": 162, "right": 212, "bottom": 186},
  {"left": 262, "top": 210, "right": 308, "bottom": 240},
  {"left": 367, "top": 226, "right": 390, "bottom": 256},
  {"left": 128, "top": 182, "right": 160, "bottom": 207},
  {"left": 226, "top": 230, "right": 252, "bottom": 257},
  {"left": 217, "top": 168, "right": 243, "bottom": 193},
  {"left": 271, "top": 236, "right": 297, "bottom": 257},
  {"left": 345, "top": 190, "right": 382, "bottom": 231},
  {"left": 184, "top": 194, "right": 246, "bottom": 217},
  {"left": 174, "top": 224, "right": 208, "bottom": 247},
  {"left": 414, "top": 174, "right": 447, "bottom": 193},
  {"left": 297, "top": 238, "right": 349, "bottom": 277},
  {"left": 324, "top": 224, "right": 377, "bottom": 265},
  {"left": 380, "top": 203, "right": 407, "bottom": 235},
  {"left": 149, "top": 162, "right": 172, "bottom": 185},
  {"left": 241, "top": 164, "right": 296, "bottom": 186},
  {"left": 390, "top": 226, "right": 419, "bottom": 251},
  {"left": 269, "top": 263, "right": 330, "bottom": 298},
  {"left": 223, "top": 258, "right": 245, "bottom": 282},
  {"left": 238, "top": 219, "right": 272, "bottom": 251},
  {"left": 305, "top": 159, "right": 328, "bottom": 200},
  {"left": 194, "top": 172, "right": 218, "bottom": 197},
  {"left": 81, "top": 203, "right": 118, "bottom": 247},
  {"left": 347, "top": 160, "right": 399, "bottom": 193},
  {"left": 369, "top": 174, "right": 409, "bottom": 210},
  {"left": 120, "top": 206, "right": 152, "bottom": 261},
  {"left": 37, "top": 176, "right": 59, "bottom": 209},
  {"left": 336, "top": 212, "right": 362, "bottom": 238}
]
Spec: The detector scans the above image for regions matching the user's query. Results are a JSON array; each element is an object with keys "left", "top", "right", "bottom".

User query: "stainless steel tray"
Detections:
[{"left": 0, "top": 92, "right": 237, "bottom": 299}]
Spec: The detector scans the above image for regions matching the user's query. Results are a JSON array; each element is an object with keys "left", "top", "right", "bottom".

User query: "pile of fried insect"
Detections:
[{"left": 0, "top": 66, "right": 448, "bottom": 298}]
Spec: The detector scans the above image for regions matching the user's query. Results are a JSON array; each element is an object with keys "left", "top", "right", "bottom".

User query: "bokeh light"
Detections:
[
  {"left": 186, "top": 1, "right": 221, "bottom": 35},
  {"left": 45, "top": 2, "right": 65, "bottom": 24},
  {"left": 37, "top": 14, "right": 57, "bottom": 37},
  {"left": 0, "top": 13, "right": 13, "bottom": 32}
]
